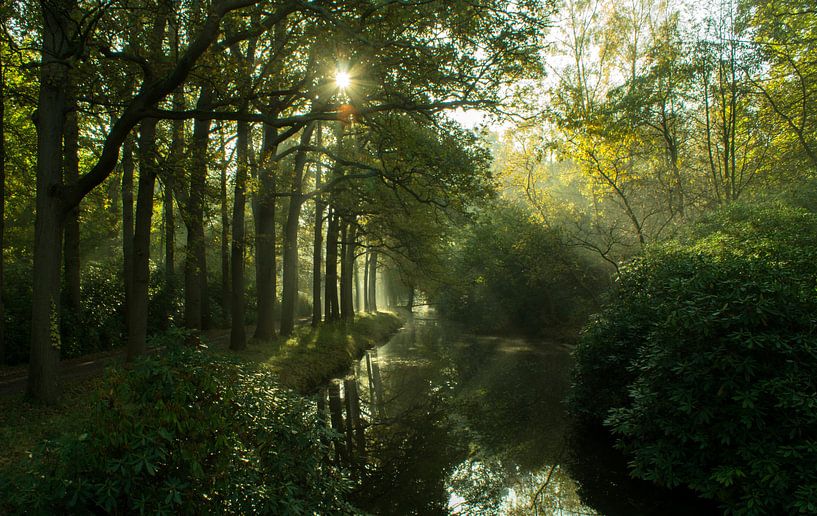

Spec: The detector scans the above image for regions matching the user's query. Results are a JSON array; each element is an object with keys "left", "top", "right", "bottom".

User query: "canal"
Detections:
[{"left": 319, "top": 314, "right": 718, "bottom": 515}]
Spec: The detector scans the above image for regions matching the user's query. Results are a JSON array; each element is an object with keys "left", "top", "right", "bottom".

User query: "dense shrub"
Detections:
[
  {"left": 3, "top": 261, "right": 127, "bottom": 363},
  {"left": 569, "top": 202, "right": 817, "bottom": 514},
  {"left": 436, "top": 204, "right": 609, "bottom": 335},
  {"left": 2, "top": 261, "right": 193, "bottom": 364},
  {"left": 147, "top": 268, "right": 184, "bottom": 333},
  {"left": 2, "top": 348, "right": 353, "bottom": 514},
  {"left": 3, "top": 262, "right": 34, "bottom": 364},
  {"left": 61, "top": 263, "right": 126, "bottom": 358}
]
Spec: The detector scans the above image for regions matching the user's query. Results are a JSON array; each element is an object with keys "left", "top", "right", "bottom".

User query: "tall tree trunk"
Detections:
[
  {"left": 28, "top": 0, "right": 75, "bottom": 403},
  {"left": 311, "top": 124, "right": 323, "bottom": 327},
  {"left": 325, "top": 208, "right": 340, "bottom": 320},
  {"left": 62, "top": 94, "right": 80, "bottom": 314},
  {"left": 340, "top": 221, "right": 356, "bottom": 321},
  {"left": 363, "top": 251, "right": 370, "bottom": 313},
  {"left": 230, "top": 118, "right": 250, "bottom": 350},
  {"left": 253, "top": 124, "right": 278, "bottom": 340},
  {"left": 122, "top": 137, "right": 135, "bottom": 327},
  {"left": 166, "top": 89, "right": 184, "bottom": 284},
  {"left": 367, "top": 250, "right": 378, "bottom": 313},
  {"left": 354, "top": 252, "right": 361, "bottom": 313},
  {"left": 323, "top": 122, "right": 345, "bottom": 322},
  {"left": 280, "top": 123, "right": 316, "bottom": 336},
  {"left": 124, "top": 6, "right": 168, "bottom": 358},
  {"left": 339, "top": 223, "right": 349, "bottom": 320},
  {"left": 0, "top": 41, "right": 6, "bottom": 362},
  {"left": 163, "top": 183, "right": 174, "bottom": 274},
  {"left": 220, "top": 143, "right": 230, "bottom": 320},
  {"left": 184, "top": 86, "right": 211, "bottom": 330},
  {"left": 127, "top": 119, "right": 158, "bottom": 360}
]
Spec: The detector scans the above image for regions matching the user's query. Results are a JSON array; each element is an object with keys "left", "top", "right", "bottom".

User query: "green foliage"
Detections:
[
  {"left": 61, "top": 263, "right": 125, "bottom": 358},
  {"left": 569, "top": 202, "right": 817, "bottom": 514},
  {"left": 2, "top": 261, "right": 190, "bottom": 364},
  {"left": 3, "top": 262, "right": 34, "bottom": 364},
  {"left": 147, "top": 268, "right": 184, "bottom": 333},
  {"left": 2, "top": 348, "right": 354, "bottom": 514},
  {"left": 436, "top": 204, "right": 608, "bottom": 335}
]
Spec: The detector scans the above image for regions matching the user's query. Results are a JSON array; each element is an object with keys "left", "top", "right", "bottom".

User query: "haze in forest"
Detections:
[{"left": 0, "top": 0, "right": 816, "bottom": 514}]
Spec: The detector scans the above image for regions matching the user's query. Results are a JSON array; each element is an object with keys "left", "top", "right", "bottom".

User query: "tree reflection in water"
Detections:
[{"left": 319, "top": 318, "right": 715, "bottom": 515}]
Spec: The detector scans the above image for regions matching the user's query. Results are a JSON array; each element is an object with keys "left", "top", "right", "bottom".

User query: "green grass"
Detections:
[{"left": 212, "top": 311, "right": 403, "bottom": 392}]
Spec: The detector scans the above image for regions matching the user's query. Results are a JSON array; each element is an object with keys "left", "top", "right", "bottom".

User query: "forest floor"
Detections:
[
  {"left": 0, "top": 347, "right": 139, "bottom": 395},
  {"left": 0, "top": 312, "right": 403, "bottom": 475},
  {"left": 0, "top": 315, "right": 356, "bottom": 395}
]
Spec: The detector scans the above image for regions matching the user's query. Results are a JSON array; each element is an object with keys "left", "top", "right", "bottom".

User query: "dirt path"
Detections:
[
  {"left": 0, "top": 348, "right": 128, "bottom": 396},
  {"left": 0, "top": 317, "right": 324, "bottom": 397},
  {"left": 0, "top": 325, "right": 256, "bottom": 396}
]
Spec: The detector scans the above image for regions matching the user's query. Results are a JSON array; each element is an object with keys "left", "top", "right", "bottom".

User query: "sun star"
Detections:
[{"left": 336, "top": 70, "right": 351, "bottom": 90}]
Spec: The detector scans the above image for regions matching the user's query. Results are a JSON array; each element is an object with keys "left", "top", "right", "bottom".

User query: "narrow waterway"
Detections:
[{"left": 320, "top": 314, "right": 717, "bottom": 515}]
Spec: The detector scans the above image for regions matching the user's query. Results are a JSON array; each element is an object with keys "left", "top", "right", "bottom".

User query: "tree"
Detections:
[
  {"left": 695, "top": 1, "right": 771, "bottom": 204},
  {"left": 279, "top": 122, "right": 316, "bottom": 335},
  {"left": 19, "top": 0, "right": 550, "bottom": 402},
  {"left": 0, "top": 12, "right": 6, "bottom": 362},
  {"left": 746, "top": 0, "right": 817, "bottom": 173},
  {"left": 28, "top": 0, "right": 295, "bottom": 403}
]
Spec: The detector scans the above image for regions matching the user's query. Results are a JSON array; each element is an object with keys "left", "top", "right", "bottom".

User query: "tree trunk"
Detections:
[
  {"left": 230, "top": 118, "right": 250, "bottom": 350},
  {"left": 323, "top": 122, "right": 344, "bottom": 321},
  {"left": 363, "top": 251, "right": 370, "bottom": 313},
  {"left": 0, "top": 41, "right": 6, "bottom": 362},
  {"left": 311, "top": 124, "right": 323, "bottom": 327},
  {"left": 28, "top": 0, "right": 75, "bottom": 403},
  {"left": 340, "top": 221, "right": 356, "bottom": 321},
  {"left": 166, "top": 89, "right": 184, "bottom": 283},
  {"left": 163, "top": 181, "right": 174, "bottom": 273},
  {"left": 354, "top": 252, "right": 361, "bottom": 312},
  {"left": 127, "top": 1, "right": 167, "bottom": 358},
  {"left": 325, "top": 208, "right": 340, "bottom": 320},
  {"left": 184, "top": 85, "right": 211, "bottom": 330},
  {"left": 0, "top": 46, "right": 6, "bottom": 362},
  {"left": 127, "top": 118, "right": 159, "bottom": 360},
  {"left": 122, "top": 138, "right": 135, "bottom": 337},
  {"left": 253, "top": 123, "right": 278, "bottom": 340},
  {"left": 339, "top": 222, "right": 349, "bottom": 320},
  {"left": 367, "top": 250, "right": 378, "bottom": 313},
  {"left": 280, "top": 123, "right": 316, "bottom": 336},
  {"left": 62, "top": 94, "right": 80, "bottom": 314},
  {"left": 220, "top": 144, "right": 230, "bottom": 320}
]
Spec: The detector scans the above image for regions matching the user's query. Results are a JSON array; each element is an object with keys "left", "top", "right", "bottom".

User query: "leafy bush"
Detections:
[
  {"left": 61, "top": 263, "right": 126, "bottom": 358},
  {"left": 436, "top": 204, "right": 609, "bottom": 335},
  {"left": 3, "top": 262, "right": 34, "bottom": 364},
  {"left": 3, "top": 348, "right": 354, "bottom": 514},
  {"left": 4, "top": 261, "right": 127, "bottom": 363},
  {"left": 569, "top": 202, "right": 817, "bottom": 514},
  {"left": 2, "top": 260, "right": 191, "bottom": 364},
  {"left": 147, "top": 266, "right": 184, "bottom": 333}
]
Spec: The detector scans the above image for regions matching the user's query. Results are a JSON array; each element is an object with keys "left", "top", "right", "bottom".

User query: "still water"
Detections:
[{"left": 321, "top": 314, "right": 717, "bottom": 515}]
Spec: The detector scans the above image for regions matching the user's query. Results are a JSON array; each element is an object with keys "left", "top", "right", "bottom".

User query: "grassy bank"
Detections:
[
  {"left": 0, "top": 313, "right": 402, "bottom": 512},
  {"left": 218, "top": 311, "right": 404, "bottom": 392}
]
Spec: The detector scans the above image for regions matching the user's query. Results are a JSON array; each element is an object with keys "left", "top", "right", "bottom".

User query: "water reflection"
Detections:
[{"left": 318, "top": 317, "right": 716, "bottom": 515}]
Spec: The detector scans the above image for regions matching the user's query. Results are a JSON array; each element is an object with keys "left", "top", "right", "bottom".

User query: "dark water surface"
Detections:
[{"left": 322, "top": 313, "right": 718, "bottom": 515}]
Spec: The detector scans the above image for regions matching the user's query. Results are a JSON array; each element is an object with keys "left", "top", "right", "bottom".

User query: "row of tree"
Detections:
[{"left": 0, "top": 0, "right": 550, "bottom": 403}]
